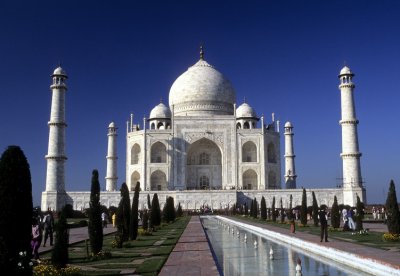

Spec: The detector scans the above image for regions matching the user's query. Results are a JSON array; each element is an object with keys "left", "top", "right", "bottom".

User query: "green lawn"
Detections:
[
  {"left": 38, "top": 216, "right": 190, "bottom": 275},
  {"left": 232, "top": 215, "right": 400, "bottom": 251}
]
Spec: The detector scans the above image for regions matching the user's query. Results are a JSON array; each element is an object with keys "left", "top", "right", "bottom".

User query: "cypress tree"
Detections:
[
  {"left": 249, "top": 199, "right": 254, "bottom": 217},
  {"left": 260, "top": 196, "right": 267, "bottom": 220},
  {"left": 331, "top": 196, "right": 340, "bottom": 228},
  {"left": 254, "top": 198, "right": 258, "bottom": 218},
  {"left": 312, "top": 191, "right": 319, "bottom": 226},
  {"left": 52, "top": 207, "right": 69, "bottom": 268},
  {"left": 0, "top": 146, "right": 33, "bottom": 274},
  {"left": 129, "top": 182, "right": 140, "bottom": 240},
  {"left": 116, "top": 183, "right": 131, "bottom": 244},
  {"left": 163, "top": 196, "right": 176, "bottom": 223},
  {"left": 88, "top": 170, "right": 103, "bottom": 254},
  {"left": 355, "top": 194, "right": 364, "bottom": 231},
  {"left": 147, "top": 194, "right": 151, "bottom": 209},
  {"left": 151, "top": 193, "right": 161, "bottom": 227},
  {"left": 271, "top": 196, "right": 276, "bottom": 222},
  {"left": 300, "top": 188, "right": 308, "bottom": 225},
  {"left": 280, "top": 198, "right": 284, "bottom": 223},
  {"left": 287, "top": 195, "right": 293, "bottom": 221},
  {"left": 386, "top": 180, "right": 400, "bottom": 234},
  {"left": 142, "top": 210, "right": 149, "bottom": 231},
  {"left": 244, "top": 202, "right": 248, "bottom": 216},
  {"left": 176, "top": 202, "right": 183, "bottom": 217}
]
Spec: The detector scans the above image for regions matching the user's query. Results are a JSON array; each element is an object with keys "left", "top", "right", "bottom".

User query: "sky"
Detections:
[{"left": 1, "top": 0, "right": 399, "bottom": 206}]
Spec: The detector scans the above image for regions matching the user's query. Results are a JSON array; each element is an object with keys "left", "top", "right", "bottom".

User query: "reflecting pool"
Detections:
[{"left": 201, "top": 216, "right": 373, "bottom": 276}]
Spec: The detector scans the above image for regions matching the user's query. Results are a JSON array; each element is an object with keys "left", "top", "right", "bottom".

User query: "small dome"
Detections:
[
  {"left": 52, "top": 66, "right": 67, "bottom": 77},
  {"left": 236, "top": 103, "right": 257, "bottom": 118},
  {"left": 284, "top": 121, "right": 293, "bottom": 128},
  {"left": 339, "top": 66, "right": 353, "bottom": 76},
  {"left": 149, "top": 103, "right": 171, "bottom": 119},
  {"left": 108, "top": 122, "right": 116, "bottom": 128}
]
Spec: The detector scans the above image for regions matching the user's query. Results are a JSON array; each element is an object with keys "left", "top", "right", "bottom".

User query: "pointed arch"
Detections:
[
  {"left": 243, "top": 169, "right": 258, "bottom": 190},
  {"left": 150, "top": 170, "right": 167, "bottom": 191},
  {"left": 131, "top": 144, "right": 141, "bottom": 164},
  {"left": 151, "top": 141, "right": 167, "bottom": 163},
  {"left": 130, "top": 171, "right": 140, "bottom": 191},
  {"left": 186, "top": 138, "right": 222, "bottom": 190},
  {"left": 242, "top": 141, "right": 257, "bottom": 162}
]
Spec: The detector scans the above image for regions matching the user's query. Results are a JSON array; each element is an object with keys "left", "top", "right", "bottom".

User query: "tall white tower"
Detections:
[
  {"left": 284, "top": 121, "right": 297, "bottom": 189},
  {"left": 42, "top": 66, "right": 68, "bottom": 210},
  {"left": 105, "top": 122, "right": 118, "bottom": 191},
  {"left": 339, "top": 66, "right": 365, "bottom": 206}
]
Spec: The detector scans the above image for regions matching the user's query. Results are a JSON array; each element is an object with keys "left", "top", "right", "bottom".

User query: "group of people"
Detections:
[
  {"left": 372, "top": 206, "right": 386, "bottom": 221},
  {"left": 342, "top": 208, "right": 356, "bottom": 231},
  {"left": 31, "top": 211, "right": 54, "bottom": 260}
]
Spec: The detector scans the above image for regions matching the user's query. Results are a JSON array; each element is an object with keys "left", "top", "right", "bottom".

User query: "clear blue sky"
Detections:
[{"left": 1, "top": 1, "right": 399, "bottom": 206}]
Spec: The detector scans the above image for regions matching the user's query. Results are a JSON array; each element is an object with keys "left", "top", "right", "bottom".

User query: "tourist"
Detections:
[
  {"left": 112, "top": 212, "right": 116, "bottom": 228},
  {"left": 318, "top": 206, "right": 328, "bottom": 242},
  {"left": 347, "top": 208, "right": 356, "bottom": 230},
  {"left": 42, "top": 211, "right": 54, "bottom": 247},
  {"left": 31, "top": 217, "right": 42, "bottom": 260},
  {"left": 102, "top": 212, "right": 108, "bottom": 228}
]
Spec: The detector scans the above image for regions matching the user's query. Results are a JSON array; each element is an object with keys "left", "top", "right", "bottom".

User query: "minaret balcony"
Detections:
[
  {"left": 340, "top": 152, "right": 362, "bottom": 158},
  {"left": 339, "top": 119, "right": 359, "bottom": 125}
]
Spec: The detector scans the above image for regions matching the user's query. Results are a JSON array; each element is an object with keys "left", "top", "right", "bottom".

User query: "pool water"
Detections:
[{"left": 201, "top": 216, "right": 373, "bottom": 276}]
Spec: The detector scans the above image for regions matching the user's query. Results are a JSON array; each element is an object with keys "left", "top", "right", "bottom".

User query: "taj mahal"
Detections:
[{"left": 41, "top": 48, "right": 366, "bottom": 211}]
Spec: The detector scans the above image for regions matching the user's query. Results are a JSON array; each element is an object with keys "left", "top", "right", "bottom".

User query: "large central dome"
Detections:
[{"left": 169, "top": 52, "right": 236, "bottom": 116}]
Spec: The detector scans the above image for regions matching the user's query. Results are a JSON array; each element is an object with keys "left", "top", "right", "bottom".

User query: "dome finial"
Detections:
[
  {"left": 200, "top": 45, "right": 204, "bottom": 60},
  {"left": 160, "top": 97, "right": 163, "bottom": 103},
  {"left": 243, "top": 96, "right": 246, "bottom": 103}
]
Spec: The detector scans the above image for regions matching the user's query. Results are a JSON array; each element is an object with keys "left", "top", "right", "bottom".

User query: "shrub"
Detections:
[
  {"left": 300, "top": 188, "right": 307, "bottom": 225},
  {"left": 355, "top": 194, "right": 364, "bottom": 231},
  {"left": 287, "top": 194, "right": 293, "bottom": 221},
  {"left": 260, "top": 196, "right": 267, "bottom": 220},
  {"left": 142, "top": 210, "right": 149, "bottom": 231},
  {"left": 176, "top": 202, "right": 183, "bottom": 217},
  {"left": 382, "top": 233, "right": 400, "bottom": 242},
  {"left": 0, "top": 146, "right": 33, "bottom": 274},
  {"left": 129, "top": 182, "right": 140, "bottom": 240},
  {"left": 52, "top": 207, "right": 69, "bottom": 268},
  {"left": 271, "top": 197, "right": 276, "bottom": 222},
  {"left": 312, "top": 192, "right": 319, "bottom": 226},
  {"left": 163, "top": 196, "right": 176, "bottom": 223},
  {"left": 331, "top": 196, "right": 340, "bottom": 228},
  {"left": 116, "top": 183, "right": 131, "bottom": 247},
  {"left": 150, "top": 194, "right": 161, "bottom": 227},
  {"left": 386, "top": 180, "right": 400, "bottom": 234},
  {"left": 88, "top": 170, "right": 103, "bottom": 255}
]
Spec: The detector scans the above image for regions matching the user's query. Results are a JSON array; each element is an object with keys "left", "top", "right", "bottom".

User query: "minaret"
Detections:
[
  {"left": 338, "top": 66, "right": 365, "bottom": 205},
  {"left": 284, "top": 121, "right": 297, "bottom": 189},
  {"left": 105, "top": 122, "right": 118, "bottom": 191},
  {"left": 43, "top": 66, "right": 68, "bottom": 210}
]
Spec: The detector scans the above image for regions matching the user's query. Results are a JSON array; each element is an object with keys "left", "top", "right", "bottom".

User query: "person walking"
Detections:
[
  {"left": 31, "top": 217, "right": 42, "bottom": 260},
  {"left": 347, "top": 208, "right": 356, "bottom": 230},
  {"left": 318, "top": 206, "right": 328, "bottom": 242},
  {"left": 42, "top": 211, "right": 54, "bottom": 247}
]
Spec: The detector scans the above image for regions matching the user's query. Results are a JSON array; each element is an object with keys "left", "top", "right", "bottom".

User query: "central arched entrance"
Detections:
[{"left": 186, "top": 138, "right": 222, "bottom": 190}]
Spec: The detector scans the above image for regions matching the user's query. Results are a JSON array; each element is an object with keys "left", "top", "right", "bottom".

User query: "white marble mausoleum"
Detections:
[{"left": 41, "top": 48, "right": 366, "bottom": 211}]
